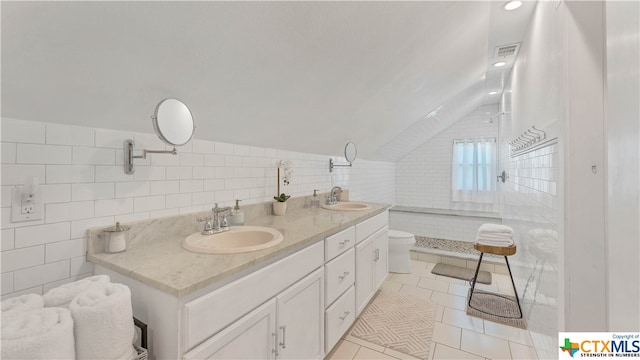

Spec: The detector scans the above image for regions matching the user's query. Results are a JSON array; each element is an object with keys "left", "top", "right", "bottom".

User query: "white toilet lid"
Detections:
[{"left": 388, "top": 230, "right": 415, "bottom": 239}]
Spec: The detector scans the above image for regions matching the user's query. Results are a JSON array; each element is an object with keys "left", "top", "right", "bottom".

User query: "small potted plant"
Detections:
[
  {"left": 273, "top": 160, "right": 293, "bottom": 216},
  {"left": 273, "top": 193, "right": 290, "bottom": 216}
]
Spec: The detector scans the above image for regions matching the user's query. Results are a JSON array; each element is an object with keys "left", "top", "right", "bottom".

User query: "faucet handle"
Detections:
[
  {"left": 197, "top": 217, "right": 214, "bottom": 235},
  {"left": 220, "top": 214, "right": 229, "bottom": 229}
]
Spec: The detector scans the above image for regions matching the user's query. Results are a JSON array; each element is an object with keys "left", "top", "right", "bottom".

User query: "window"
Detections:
[{"left": 451, "top": 138, "right": 496, "bottom": 203}]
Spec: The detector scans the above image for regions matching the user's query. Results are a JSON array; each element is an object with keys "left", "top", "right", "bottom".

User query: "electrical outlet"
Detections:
[{"left": 11, "top": 186, "right": 43, "bottom": 222}]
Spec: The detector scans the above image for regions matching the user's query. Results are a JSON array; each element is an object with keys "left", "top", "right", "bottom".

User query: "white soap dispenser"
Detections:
[
  {"left": 229, "top": 199, "right": 245, "bottom": 226},
  {"left": 311, "top": 190, "right": 320, "bottom": 208}
]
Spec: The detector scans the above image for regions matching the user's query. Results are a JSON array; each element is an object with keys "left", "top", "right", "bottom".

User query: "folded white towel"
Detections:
[
  {"left": 1, "top": 307, "right": 75, "bottom": 360},
  {"left": 43, "top": 275, "right": 110, "bottom": 308},
  {"left": 476, "top": 232, "right": 513, "bottom": 241},
  {"left": 70, "top": 283, "right": 135, "bottom": 360},
  {"left": 477, "top": 223, "right": 514, "bottom": 236},
  {"left": 1, "top": 294, "right": 44, "bottom": 315},
  {"left": 475, "top": 237, "right": 515, "bottom": 247}
]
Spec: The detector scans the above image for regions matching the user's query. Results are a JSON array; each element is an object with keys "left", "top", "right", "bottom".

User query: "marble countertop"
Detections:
[{"left": 87, "top": 203, "right": 389, "bottom": 298}]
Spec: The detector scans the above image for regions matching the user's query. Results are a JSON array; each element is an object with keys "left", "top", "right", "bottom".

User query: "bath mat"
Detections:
[
  {"left": 466, "top": 289, "right": 527, "bottom": 329},
  {"left": 431, "top": 263, "right": 492, "bottom": 285},
  {"left": 350, "top": 290, "right": 437, "bottom": 359}
]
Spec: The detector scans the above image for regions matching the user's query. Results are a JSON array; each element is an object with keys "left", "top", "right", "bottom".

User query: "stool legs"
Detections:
[
  {"left": 468, "top": 253, "right": 484, "bottom": 306},
  {"left": 504, "top": 256, "right": 523, "bottom": 319},
  {"left": 468, "top": 252, "right": 523, "bottom": 319}
]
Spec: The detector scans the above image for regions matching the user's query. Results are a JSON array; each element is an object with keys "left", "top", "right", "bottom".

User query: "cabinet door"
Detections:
[
  {"left": 355, "top": 236, "right": 375, "bottom": 316},
  {"left": 183, "top": 299, "right": 277, "bottom": 360},
  {"left": 373, "top": 226, "right": 389, "bottom": 289},
  {"left": 276, "top": 268, "right": 324, "bottom": 360}
]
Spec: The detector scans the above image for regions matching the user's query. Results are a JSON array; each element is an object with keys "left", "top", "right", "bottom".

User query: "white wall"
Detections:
[
  {"left": 504, "top": 0, "right": 635, "bottom": 356},
  {"left": 502, "top": 1, "right": 564, "bottom": 357},
  {"left": 604, "top": 0, "right": 640, "bottom": 331},
  {"left": 563, "top": 0, "right": 607, "bottom": 331},
  {"left": 395, "top": 104, "right": 500, "bottom": 212},
  {"left": 0, "top": 118, "right": 395, "bottom": 299}
]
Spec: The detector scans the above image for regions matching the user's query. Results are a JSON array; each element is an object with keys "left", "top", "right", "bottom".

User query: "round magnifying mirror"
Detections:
[
  {"left": 344, "top": 142, "right": 357, "bottom": 163},
  {"left": 152, "top": 98, "right": 195, "bottom": 146}
]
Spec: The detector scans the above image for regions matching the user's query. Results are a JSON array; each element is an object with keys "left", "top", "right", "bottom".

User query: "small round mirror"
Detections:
[
  {"left": 344, "top": 142, "right": 357, "bottom": 163},
  {"left": 152, "top": 98, "right": 195, "bottom": 146}
]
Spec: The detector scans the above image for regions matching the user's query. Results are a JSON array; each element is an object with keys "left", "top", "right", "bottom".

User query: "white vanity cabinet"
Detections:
[
  {"left": 322, "top": 210, "right": 389, "bottom": 353},
  {"left": 185, "top": 267, "right": 324, "bottom": 360},
  {"left": 94, "top": 209, "right": 389, "bottom": 359},
  {"left": 96, "top": 240, "right": 324, "bottom": 359},
  {"left": 355, "top": 212, "right": 389, "bottom": 316}
]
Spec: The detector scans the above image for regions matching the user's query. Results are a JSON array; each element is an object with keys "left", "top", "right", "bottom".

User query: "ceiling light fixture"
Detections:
[
  {"left": 488, "top": 91, "right": 499, "bottom": 95},
  {"left": 504, "top": 1, "right": 522, "bottom": 11},
  {"left": 493, "top": 61, "right": 507, "bottom": 67}
]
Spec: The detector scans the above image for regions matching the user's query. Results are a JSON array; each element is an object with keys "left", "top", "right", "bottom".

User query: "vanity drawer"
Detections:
[
  {"left": 325, "top": 285, "right": 355, "bottom": 353},
  {"left": 325, "top": 226, "right": 355, "bottom": 261},
  {"left": 325, "top": 247, "right": 355, "bottom": 306},
  {"left": 356, "top": 211, "right": 388, "bottom": 244}
]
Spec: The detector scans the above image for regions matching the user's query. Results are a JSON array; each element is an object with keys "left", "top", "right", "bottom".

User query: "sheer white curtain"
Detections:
[{"left": 451, "top": 138, "right": 496, "bottom": 203}]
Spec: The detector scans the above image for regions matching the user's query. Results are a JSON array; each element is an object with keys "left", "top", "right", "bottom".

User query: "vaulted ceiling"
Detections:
[{"left": 1, "top": 1, "right": 536, "bottom": 160}]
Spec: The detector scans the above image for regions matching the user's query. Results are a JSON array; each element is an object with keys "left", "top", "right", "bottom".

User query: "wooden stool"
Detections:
[{"left": 468, "top": 243, "right": 523, "bottom": 319}]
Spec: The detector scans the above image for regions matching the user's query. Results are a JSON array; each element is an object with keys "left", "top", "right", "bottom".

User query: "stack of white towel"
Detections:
[
  {"left": 475, "top": 223, "right": 515, "bottom": 247},
  {"left": 1, "top": 275, "right": 137, "bottom": 360}
]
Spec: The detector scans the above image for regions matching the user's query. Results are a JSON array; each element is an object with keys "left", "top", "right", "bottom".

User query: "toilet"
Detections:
[{"left": 388, "top": 230, "right": 416, "bottom": 273}]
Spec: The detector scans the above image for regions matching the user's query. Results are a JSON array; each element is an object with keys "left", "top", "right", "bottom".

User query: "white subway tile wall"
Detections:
[
  {"left": 0, "top": 118, "right": 396, "bottom": 298},
  {"left": 393, "top": 105, "right": 500, "bottom": 239},
  {"left": 396, "top": 105, "right": 500, "bottom": 213},
  {"left": 502, "top": 143, "right": 560, "bottom": 357}
]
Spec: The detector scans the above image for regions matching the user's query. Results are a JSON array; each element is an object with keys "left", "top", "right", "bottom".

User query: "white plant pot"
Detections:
[{"left": 273, "top": 201, "right": 287, "bottom": 216}]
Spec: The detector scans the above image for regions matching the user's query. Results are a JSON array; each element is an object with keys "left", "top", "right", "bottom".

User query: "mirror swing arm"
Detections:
[
  {"left": 328, "top": 158, "right": 351, "bottom": 173},
  {"left": 124, "top": 140, "right": 177, "bottom": 175}
]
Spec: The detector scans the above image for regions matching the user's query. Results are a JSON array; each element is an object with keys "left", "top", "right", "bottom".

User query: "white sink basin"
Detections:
[
  {"left": 182, "top": 226, "right": 283, "bottom": 254},
  {"left": 321, "top": 202, "right": 372, "bottom": 211}
]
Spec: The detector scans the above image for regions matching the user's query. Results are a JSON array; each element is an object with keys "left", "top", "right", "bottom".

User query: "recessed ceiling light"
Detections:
[
  {"left": 493, "top": 61, "right": 507, "bottom": 67},
  {"left": 504, "top": 1, "right": 522, "bottom": 11},
  {"left": 488, "top": 91, "right": 499, "bottom": 95}
]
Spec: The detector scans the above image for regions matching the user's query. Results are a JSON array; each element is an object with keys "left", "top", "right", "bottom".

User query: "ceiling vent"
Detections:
[{"left": 494, "top": 43, "right": 520, "bottom": 58}]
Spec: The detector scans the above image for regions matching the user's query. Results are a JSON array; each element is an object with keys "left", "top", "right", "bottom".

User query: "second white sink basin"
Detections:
[
  {"left": 321, "top": 202, "right": 372, "bottom": 211},
  {"left": 182, "top": 226, "right": 283, "bottom": 254}
]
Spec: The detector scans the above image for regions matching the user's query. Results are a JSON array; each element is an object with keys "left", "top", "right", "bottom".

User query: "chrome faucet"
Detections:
[
  {"left": 327, "top": 186, "right": 342, "bottom": 205},
  {"left": 212, "top": 203, "right": 232, "bottom": 233}
]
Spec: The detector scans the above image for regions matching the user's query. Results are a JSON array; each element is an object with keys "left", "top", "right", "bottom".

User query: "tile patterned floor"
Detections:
[{"left": 325, "top": 260, "right": 539, "bottom": 360}]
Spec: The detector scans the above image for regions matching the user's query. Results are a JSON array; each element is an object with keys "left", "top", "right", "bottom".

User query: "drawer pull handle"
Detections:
[
  {"left": 338, "top": 271, "right": 350, "bottom": 280},
  {"left": 339, "top": 239, "right": 351, "bottom": 246},
  {"left": 339, "top": 310, "right": 351, "bottom": 321},
  {"left": 374, "top": 248, "right": 380, "bottom": 261},
  {"left": 279, "top": 326, "right": 286, "bottom": 349}
]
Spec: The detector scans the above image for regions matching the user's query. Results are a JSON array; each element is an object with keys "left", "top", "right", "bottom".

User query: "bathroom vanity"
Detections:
[{"left": 88, "top": 201, "right": 389, "bottom": 359}]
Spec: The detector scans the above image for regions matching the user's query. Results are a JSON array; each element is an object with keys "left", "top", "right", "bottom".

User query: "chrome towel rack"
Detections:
[{"left": 509, "top": 126, "right": 557, "bottom": 157}]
